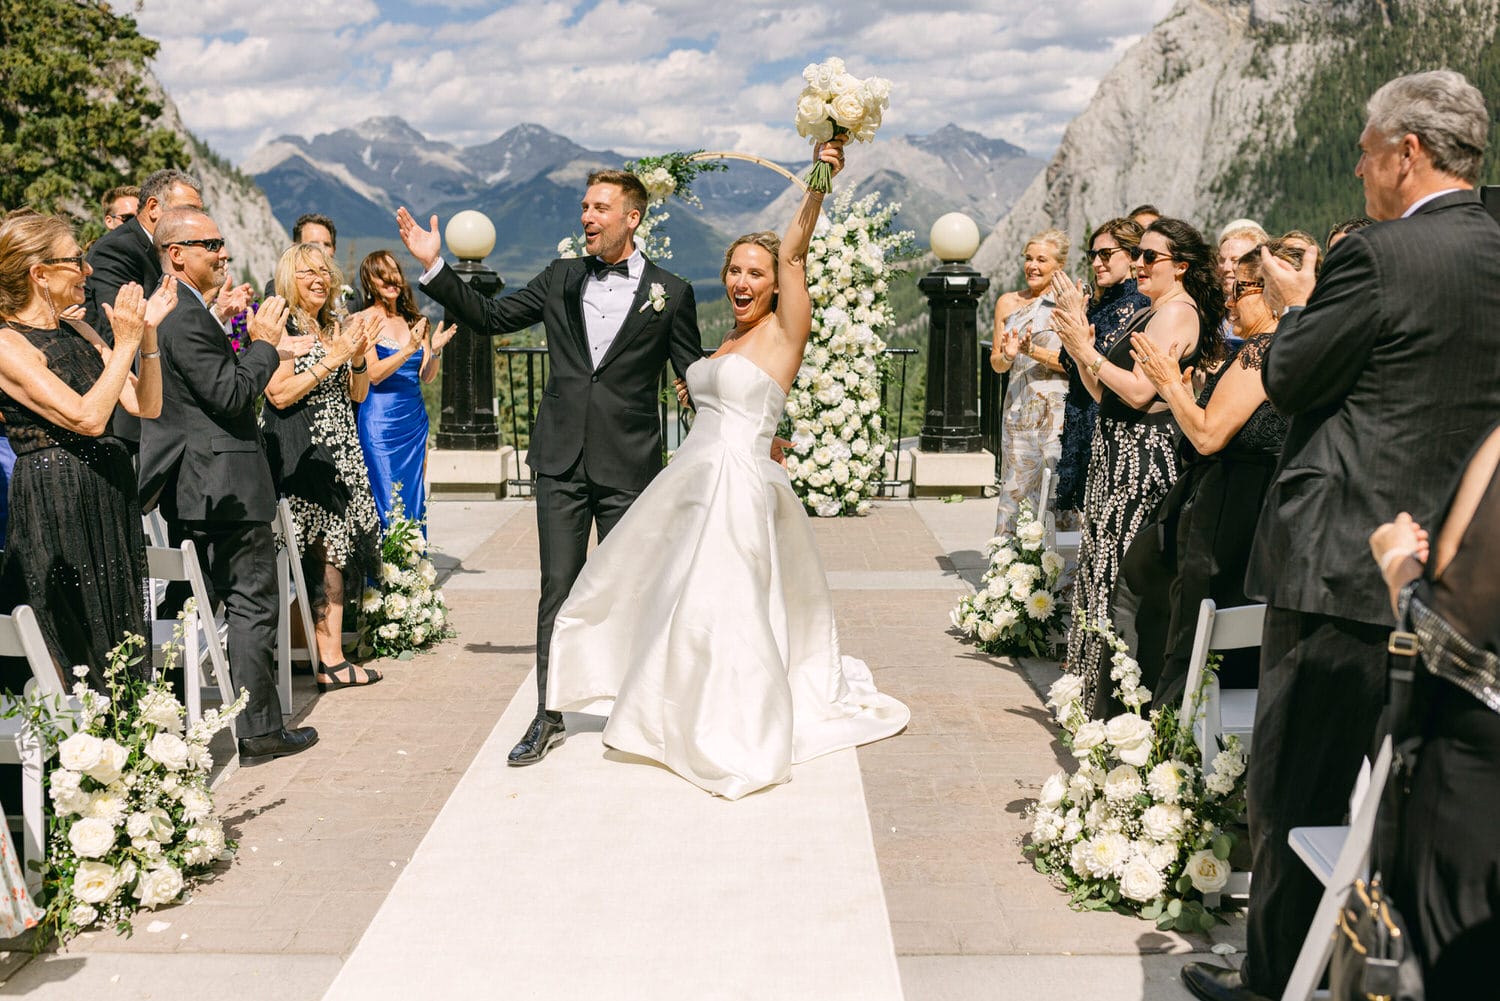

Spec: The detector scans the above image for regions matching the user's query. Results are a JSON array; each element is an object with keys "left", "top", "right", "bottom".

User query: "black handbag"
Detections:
[{"left": 1329, "top": 874, "right": 1424, "bottom": 1001}]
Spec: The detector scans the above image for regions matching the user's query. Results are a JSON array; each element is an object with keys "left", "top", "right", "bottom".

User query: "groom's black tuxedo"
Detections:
[{"left": 421, "top": 253, "right": 702, "bottom": 712}]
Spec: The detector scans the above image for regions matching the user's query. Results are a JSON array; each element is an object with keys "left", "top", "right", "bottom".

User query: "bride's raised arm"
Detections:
[{"left": 774, "top": 140, "right": 845, "bottom": 348}]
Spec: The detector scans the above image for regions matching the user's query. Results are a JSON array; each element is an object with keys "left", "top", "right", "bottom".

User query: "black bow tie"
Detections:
[{"left": 590, "top": 258, "right": 630, "bottom": 280}]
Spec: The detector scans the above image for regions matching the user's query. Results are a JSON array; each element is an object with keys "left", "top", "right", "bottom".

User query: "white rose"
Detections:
[
  {"left": 127, "top": 807, "right": 175, "bottom": 843},
  {"left": 1071, "top": 720, "right": 1106, "bottom": 759},
  {"left": 58, "top": 732, "right": 104, "bottom": 772},
  {"left": 380, "top": 562, "right": 400, "bottom": 584},
  {"left": 1041, "top": 551, "right": 1066, "bottom": 579},
  {"left": 419, "top": 560, "right": 438, "bottom": 585},
  {"left": 994, "top": 606, "right": 1019, "bottom": 632},
  {"left": 69, "top": 817, "right": 117, "bottom": 859},
  {"left": 1038, "top": 771, "right": 1068, "bottom": 810},
  {"left": 1067, "top": 771, "right": 1097, "bottom": 805},
  {"left": 1118, "top": 855, "right": 1168, "bottom": 902},
  {"left": 139, "top": 691, "right": 184, "bottom": 733},
  {"left": 385, "top": 593, "right": 409, "bottom": 619},
  {"left": 145, "top": 732, "right": 189, "bottom": 771},
  {"left": 830, "top": 91, "right": 867, "bottom": 129},
  {"left": 85, "top": 738, "right": 131, "bottom": 784},
  {"left": 378, "top": 623, "right": 400, "bottom": 640},
  {"left": 1017, "top": 520, "right": 1046, "bottom": 546},
  {"left": 1205, "top": 771, "right": 1236, "bottom": 796},
  {"left": 1046, "top": 674, "right": 1084, "bottom": 713},
  {"left": 1147, "top": 840, "right": 1180, "bottom": 871},
  {"left": 1103, "top": 764, "right": 1143, "bottom": 801},
  {"left": 1211, "top": 746, "right": 1247, "bottom": 780},
  {"left": 1146, "top": 761, "right": 1189, "bottom": 804},
  {"left": 1104, "top": 714, "right": 1155, "bottom": 767},
  {"left": 69, "top": 902, "right": 99, "bottom": 927},
  {"left": 52, "top": 786, "right": 91, "bottom": 816},
  {"left": 1140, "top": 804, "right": 1186, "bottom": 842},
  {"left": 134, "top": 864, "right": 185, "bottom": 909},
  {"left": 51, "top": 768, "right": 82, "bottom": 796},
  {"left": 1069, "top": 838, "right": 1095, "bottom": 879},
  {"left": 1031, "top": 808, "right": 1064, "bottom": 844},
  {"left": 976, "top": 620, "right": 999, "bottom": 643},
  {"left": 1186, "top": 849, "right": 1231, "bottom": 893},
  {"left": 72, "top": 861, "right": 121, "bottom": 904}
]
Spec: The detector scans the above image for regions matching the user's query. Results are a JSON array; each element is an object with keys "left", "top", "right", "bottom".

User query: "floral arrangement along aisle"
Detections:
[
  {"left": 358, "top": 495, "right": 453, "bottom": 660},
  {"left": 782, "top": 189, "right": 912, "bottom": 517},
  {"left": 949, "top": 500, "right": 1068, "bottom": 657},
  {"left": 1024, "top": 620, "right": 1248, "bottom": 930},
  {"left": 2, "top": 625, "right": 246, "bottom": 943},
  {"left": 556, "top": 151, "right": 725, "bottom": 262}
]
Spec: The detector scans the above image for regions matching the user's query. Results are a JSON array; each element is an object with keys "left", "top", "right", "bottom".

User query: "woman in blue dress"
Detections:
[{"left": 354, "top": 251, "right": 453, "bottom": 532}]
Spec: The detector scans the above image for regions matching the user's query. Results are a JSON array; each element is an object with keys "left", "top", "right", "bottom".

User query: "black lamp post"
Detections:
[
  {"left": 918, "top": 213, "right": 988, "bottom": 453},
  {"left": 435, "top": 210, "right": 504, "bottom": 451}
]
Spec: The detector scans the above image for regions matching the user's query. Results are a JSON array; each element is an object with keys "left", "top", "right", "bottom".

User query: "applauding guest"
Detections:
[
  {"left": 260, "top": 244, "right": 381, "bottom": 692},
  {"left": 0, "top": 213, "right": 169, "bottom": 690},
  {"left": 989, "top": 230, "right": 1069, "bottom": 533},
  {"left": 353, "top": 251, "right": 453, "bottom": 531},
  {"left": 1052, "top": 218, "right": 1225, "bottom": 718}
]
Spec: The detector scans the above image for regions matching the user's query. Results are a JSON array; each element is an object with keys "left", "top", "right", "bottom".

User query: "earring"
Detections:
[{"left": 40, "top": 285, "right": 59, "bottom": 325}]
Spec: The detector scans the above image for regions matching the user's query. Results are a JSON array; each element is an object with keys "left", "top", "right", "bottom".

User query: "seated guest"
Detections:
[
  {"left": 1121, "top": 240, "right": 1301, "bottom": 704},
  {"left": 990, "top": 229, "right": 1069, "bottom": 533},
  {"left": 101, "top": 186, "right": 139, "bottom": 232},
  {"left": 261, "top": 243, "right": 381, "bottom": 691},
  {"left": 1369, "top": 422, "right": 1500, "bottom": 1001},
  {"left": 353, "top": 250, "right": 453, "bottom": 531},
  {"left": 1327, "top": 216, "right": 1374, "bottom": 248},
  {"left": 140, "top": 206, "right": 317, "bottom": 761},
  {"left": 0, "top": 212, "right": 167, "bottom": 690}
]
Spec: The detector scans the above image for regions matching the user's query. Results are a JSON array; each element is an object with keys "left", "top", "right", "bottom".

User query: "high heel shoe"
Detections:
[{"left": 316, "top": 661, "right": 383, "bottom": 693}]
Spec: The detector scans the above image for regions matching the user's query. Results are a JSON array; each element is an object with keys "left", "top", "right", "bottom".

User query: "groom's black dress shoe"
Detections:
[
  {"left": 238, "top": 726, "right": 319, "bottom": 762},
  {"left": 1180, "top": 963, "right": 1270, "bottom": 1001},
  {"left": 508, "top": 712, "right": 566, "bottom": 766}
]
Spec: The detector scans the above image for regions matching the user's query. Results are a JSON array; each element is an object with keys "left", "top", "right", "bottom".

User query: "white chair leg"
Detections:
[
  {"left": 185, "top": 611, "right": 204, "bottom": 727},
  {"left": 276, "top": 548, "right": 294, "bottom": 715},
  {"left": 21, "top": 731, "right": 45, "bottom": 896}
]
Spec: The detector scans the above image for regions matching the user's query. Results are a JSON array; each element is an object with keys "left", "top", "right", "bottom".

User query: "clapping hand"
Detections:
[
  {"left": 1370, "top": 513, "right": 1430, "bottom": 571},
  {"left": 428, "top": 320, "right": 456, "bottom": 353},
  {"left": 211, "top": 277, "right": 254, "bottom": 323},
  {"left": 396, "top": 207, "right": 443, "bottom": 271},
  {"left": 102, "top": 282, "right": 148, "bottom": 351},
  {"left": 1129, "top": 334, "right": 1190, "bottom": 393},
  {"left": 248, "top": 296, "right": 289, "bottom": 350},
  {"left": 1259, "top": 244, "right": 1318, "bottom": 311},
  {"left": 999, "top": 323, "right": 1032, "bottom": 362},
  {"left": 1049, "top": 273, "right": 1094, "bottom": 357},
  {"left": 144, "top": 276, "right": 178, "bottom": 331},
  {"left": 347, "top": 312, "right": 374, "bottom": 359}
]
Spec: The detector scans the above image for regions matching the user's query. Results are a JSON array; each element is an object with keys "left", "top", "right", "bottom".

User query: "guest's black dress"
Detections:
[
  {"left": 1118, "top": 331, "right": 1287, "bottom": 707},
  {"left": 1391, "top": 429, "right": 1500, "bottom": 999},
  {"left": 1067, "top": 306, "right": 1201, "bottom": 718},
  {"left": 1056, "top": 279, "right": 1149, "bottom": 518},
  {"left": 0, "top": 321, "right": 147, "bottom": 692}
]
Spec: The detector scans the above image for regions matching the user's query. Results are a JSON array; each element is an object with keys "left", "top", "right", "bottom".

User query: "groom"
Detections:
[{"left": 397, "top": 169, "right": 703, "bottom": 765}]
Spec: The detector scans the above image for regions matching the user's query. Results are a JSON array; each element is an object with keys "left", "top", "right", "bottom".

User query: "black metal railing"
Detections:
[
  {"left": 978, "top": 340, "right": 1005, "bottom": 473},
  {"left": 877, "top": 347, "right": 918, "bottom": 496}
]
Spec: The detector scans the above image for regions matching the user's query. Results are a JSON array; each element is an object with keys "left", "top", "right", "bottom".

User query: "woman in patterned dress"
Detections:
[
  {"left": 261, "top": 244, "right": 382, "bottom": 691},
  {"left": 990, "top": 229, "right": 1069, "bottom": 533},
  {"left": 1051, "top": 219, "right": 1226, "bottom": 717}
]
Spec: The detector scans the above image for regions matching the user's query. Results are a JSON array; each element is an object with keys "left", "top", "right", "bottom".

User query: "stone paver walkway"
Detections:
[{"left": 0, "top": 497, "right": 1242, "bottom": 999}]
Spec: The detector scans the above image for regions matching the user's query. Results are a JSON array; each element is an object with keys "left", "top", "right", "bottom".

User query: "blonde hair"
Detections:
[
  {"left": 720, "top": 231, "right": 781, "bottom": 285},
  {"left": 1218, "top": 220, "right": 1269, "bottom": 246},
  {"left": 0, "top": 212, "right": 73, "bottom": 317},
  {"left": 1024, "top": 228, "right": 1069, "bottom": 267},
  {"left": 275, "top": 242, "right": 346, "bottom": 331}
]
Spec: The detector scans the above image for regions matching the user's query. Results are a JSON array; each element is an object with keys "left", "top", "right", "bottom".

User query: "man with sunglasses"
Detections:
[
  {"left": 138, "top": 206, "right": 320, "bottom": 763},
  {"left": 101, "top": 186, "right": 139, "bottom": 231}
]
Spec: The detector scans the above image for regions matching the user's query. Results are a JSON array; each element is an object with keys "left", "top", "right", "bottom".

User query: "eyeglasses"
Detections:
[
  {"left": 1085, "top": 247, "right": 1131, "bottom": 263},
  {"left": 1135, "top": 249, "right": 1177, "bottom": 267},
  {"left": 1230, "top": 280, "right": 1264, "bottom": 300},
  {"left": 296, "top": 268, "right": 333, "bottom": 281},
  {"left": 170, "top": 238, "right": 226, "bottom": 253},
  {"left": 42, "top": 254, "right": 87, "bottom": 269}
]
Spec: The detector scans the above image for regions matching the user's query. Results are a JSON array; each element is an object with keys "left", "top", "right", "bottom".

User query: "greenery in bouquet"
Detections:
[
  {"left": 950, "top": 500, "right": 1068, "bottom": 657},
  {"left": 782, "top": 189, "right": 913, "bottom": 517},
  {"left": 1024, "top": 618, "right": 1248, "bottom": 930},
  {"left": 556, "top": 150, "right": 725, "bottom": 262},
  {"left": 793, "top": 56, "right": 892, "bottom": 192},
  {"left": 0, "top": 620, "right": 247, "bottom": 944},
  {"left": 357, "top": 494, "right": 453, "bottom": 660}
]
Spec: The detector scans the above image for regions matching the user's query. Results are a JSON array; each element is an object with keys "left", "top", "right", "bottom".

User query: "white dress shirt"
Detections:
[{"left": 581, "top": 248, "right": 644, "bottom": 368}]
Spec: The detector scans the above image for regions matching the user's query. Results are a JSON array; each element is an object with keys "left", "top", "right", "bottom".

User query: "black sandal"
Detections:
[{"left": 316, "top": 661, "right": 383, "bottom": 693}]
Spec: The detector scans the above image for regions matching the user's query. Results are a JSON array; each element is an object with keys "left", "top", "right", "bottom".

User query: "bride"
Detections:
[{"left": 547, "top": 141, "right": 910, "bottom": 799}]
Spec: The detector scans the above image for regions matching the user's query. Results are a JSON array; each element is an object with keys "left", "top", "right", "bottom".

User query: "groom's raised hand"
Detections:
[{"left": 396, "top": 207, "right": 443, "bottom": 272}]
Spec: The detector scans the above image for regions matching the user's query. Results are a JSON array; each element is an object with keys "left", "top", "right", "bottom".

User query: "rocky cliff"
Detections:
[{"left": 973, "top": 0, "right": 1500, "bottom": 277}]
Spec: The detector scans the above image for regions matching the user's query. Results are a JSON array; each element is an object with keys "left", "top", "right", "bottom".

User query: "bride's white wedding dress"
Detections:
[{"left": 546, "top": 352, "right": 910, "bottom": 800}]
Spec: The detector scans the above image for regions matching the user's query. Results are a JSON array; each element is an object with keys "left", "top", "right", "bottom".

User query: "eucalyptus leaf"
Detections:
[{"left": 1166, "top": 899, "right": 1183, "bottom": 918}]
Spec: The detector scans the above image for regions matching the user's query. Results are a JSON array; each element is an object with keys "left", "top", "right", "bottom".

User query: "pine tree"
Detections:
[{"left": 0, "top": 0, "right": 185, "bottom": 238}]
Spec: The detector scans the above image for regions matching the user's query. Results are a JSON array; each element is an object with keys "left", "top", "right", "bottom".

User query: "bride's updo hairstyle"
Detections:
[
  {"left": 720, "top": 231, "right": 781, "bottom": 286},
  {"left": 0, "top": 212, "right": 72, "bottom": 318}
]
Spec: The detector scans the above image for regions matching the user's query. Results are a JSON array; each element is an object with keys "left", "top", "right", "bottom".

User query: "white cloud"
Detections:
[{"left": 118, "top": 0, "right": 1176, "bottom": 165}]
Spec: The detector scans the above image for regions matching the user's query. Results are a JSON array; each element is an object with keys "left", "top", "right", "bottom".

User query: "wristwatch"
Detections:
[{"left": 1088, "top": 354, "right": 1106, "bottom": 377}]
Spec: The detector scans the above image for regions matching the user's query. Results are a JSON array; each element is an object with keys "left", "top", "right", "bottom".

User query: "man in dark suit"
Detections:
[
  {"left": 1182, "top": 70, "right": 1500, "bottom": 1001},
  {"left": 139, "top": 206, "right": 318, "bottom": 762},
  {"left": 397, "top": 169, "right": 702, "bottom": 765}
]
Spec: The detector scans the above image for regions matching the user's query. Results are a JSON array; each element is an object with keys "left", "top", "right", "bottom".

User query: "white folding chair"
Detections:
[
  {"left": 1283, "top": 736, "right": 1395, "bottom": 1001},
  {"left": 146, "top": 541, "right": 234, "bottom": 728},
  {"left": 1036, "top": 467, "right": 1082, "bottom": 557},
  {"left": 273, "top": 497, "right": 319, "bottom": 714},
  {"left": 0, "top": 605, "right": 74, "bottom": 894},
  {"left": 1179, "top": 598, "right": 1266, "bottom": 905},
  {"left": 141, "top": 509, "right": 169, "bottom": 549}
]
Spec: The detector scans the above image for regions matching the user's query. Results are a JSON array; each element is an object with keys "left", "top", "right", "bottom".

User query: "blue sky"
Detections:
[{"left": 117, "top": 0, "right": 1176, "bottom": 164}]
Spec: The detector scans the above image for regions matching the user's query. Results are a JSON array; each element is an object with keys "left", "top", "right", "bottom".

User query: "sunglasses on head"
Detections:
[
  {"left": 170, "top": 238, "right": 226, "bottom": 253},
  {"left": 1230, "top": 279, "right": 1265, "bottom": 300}
]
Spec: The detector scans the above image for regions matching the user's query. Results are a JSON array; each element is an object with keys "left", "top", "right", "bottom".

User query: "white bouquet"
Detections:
[
  {"left": 357, "top": 489, "right": 454, "bottom": 659},
  {"left": 794, "top": 57, "right": 892, "bottom": 192},
  {"left": 950, "top": 500, "right": 1068, "bottom": 657}
]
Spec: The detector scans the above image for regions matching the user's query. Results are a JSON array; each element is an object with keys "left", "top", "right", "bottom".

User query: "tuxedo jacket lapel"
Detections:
[
  {"left": 562, "top": 261, "right": 590, "bottom": 360},
  {"left": 594, "top": 261, "right": 662, "bottom": 373}
]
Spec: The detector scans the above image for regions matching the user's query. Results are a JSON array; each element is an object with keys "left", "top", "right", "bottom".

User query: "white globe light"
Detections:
[
  {"left": 930, "top": 212, "right": 981, "bottom": 263},
  {"left": 446, "top": 210, "right": 497, "bottom": 261}
]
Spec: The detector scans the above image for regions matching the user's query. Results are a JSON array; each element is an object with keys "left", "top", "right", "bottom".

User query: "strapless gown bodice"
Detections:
[{"left": 546, "top": 353, "right": 909, "bottom": 799}]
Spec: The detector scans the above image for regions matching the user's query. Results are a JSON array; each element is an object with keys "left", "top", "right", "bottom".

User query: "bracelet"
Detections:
[
  {"left": 351, "top": 362, "right": 368, "bottom": 374},
  {"left": 311, "top": 361, "right": 327, "bottom": 380},
  {"left": 1087, "top": 355, "right": 1105, "bottom": 377},
  {"left": 140, "top": 349, "right": 161, "bottom": 360},
  {"left": 1379, "top": 548, "right": 1417, "bottom": 575}
]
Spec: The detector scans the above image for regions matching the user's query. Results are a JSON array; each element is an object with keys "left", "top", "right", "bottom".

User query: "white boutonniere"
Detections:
[{"left": 639, "top": 282, "right": 667, "bottom": 314}]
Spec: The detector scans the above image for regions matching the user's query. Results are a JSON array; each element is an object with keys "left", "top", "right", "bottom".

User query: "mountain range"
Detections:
[{"left": 244, "top": 119, "right": 1045, "bottom": 284}]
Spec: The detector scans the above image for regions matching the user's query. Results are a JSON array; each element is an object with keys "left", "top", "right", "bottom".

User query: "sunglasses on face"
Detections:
[
  {"left": 1085, "top": 247, "right": 1131, "bottom": 263},
  {"left": 296, "top": 268, "right": 333, "bottom": 281},
  {"left": 108, "top": 212, "right": 136, "bottom": 223},
  {"left": 42, "top": 254, "right": 87, "bottom": 269},
  {"left": 170, "top": 238, "right": 226, "bottom": 253},
  {"left": 1135, "top": 249, "right": 1177, "bottom": 267}
]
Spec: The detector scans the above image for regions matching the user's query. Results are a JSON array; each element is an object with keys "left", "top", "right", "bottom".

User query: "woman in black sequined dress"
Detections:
[
  {"left": 0, "top": 213, "right": 173, "bottom": 689},
  {"left": 1124, "top": 242, "right": 1298, "bottom": 706}
]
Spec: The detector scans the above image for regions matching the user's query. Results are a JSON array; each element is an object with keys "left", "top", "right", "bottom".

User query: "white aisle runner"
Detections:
[{"left": 323, "top": 671, "right": 905, "bottom": 1001}]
